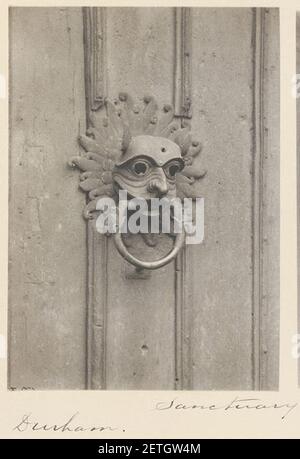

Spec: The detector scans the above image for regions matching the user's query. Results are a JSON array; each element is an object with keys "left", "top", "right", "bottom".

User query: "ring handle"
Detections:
[{"left": 114, "top": 230, "right": 185, "bottom": 270}]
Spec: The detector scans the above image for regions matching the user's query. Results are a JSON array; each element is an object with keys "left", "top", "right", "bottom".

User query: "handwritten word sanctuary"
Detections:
[{"left": 155, "top": 397, "right": 298, "bottom": 420}]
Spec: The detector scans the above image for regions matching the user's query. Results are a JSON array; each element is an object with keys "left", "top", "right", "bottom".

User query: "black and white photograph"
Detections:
[{"left": 8, "top": 6, "right": 280, "bottom": 391}]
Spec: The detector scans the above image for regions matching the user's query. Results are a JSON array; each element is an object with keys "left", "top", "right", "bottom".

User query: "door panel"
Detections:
[
  {"left": 9, "top": 7, "right": 87, "bottom": 390},
  {"left": 187, "top": 8, "right": 254, "bottom": 390},
  {"left": 105, "top": 7, "right": 177, "bottom": 390}
]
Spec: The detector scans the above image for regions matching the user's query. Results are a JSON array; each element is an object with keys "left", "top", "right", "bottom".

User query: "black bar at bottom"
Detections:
[{"left": 0, "top": 439, "right": 295, "bottom": 456}]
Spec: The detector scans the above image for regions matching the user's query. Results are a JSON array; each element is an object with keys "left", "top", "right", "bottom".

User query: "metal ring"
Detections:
[{"left": 114, "top": 230, "right": 185, "bottom": 270}]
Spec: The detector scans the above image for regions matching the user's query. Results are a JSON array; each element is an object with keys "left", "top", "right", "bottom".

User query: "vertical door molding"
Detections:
[
  {"left": 252, "top": 6, "right": 265, "bottom": 392},
  {"left": 174, "top": 7, "right": 193, "bottom": 389},
  {"left": 83, "top": 7, "right": 107, "bottom": 113},
  {"left": 175, "top": 248, "right": 193, "bottom": 389},
  {"left": 174, "top": 7, "right": 192, "bottom": 119},
  {"left": 252, "top": 8, "right": 280, "bottom": 390},
  {"left": 83, "top": 6, "right": 108, "bottom": 389}
]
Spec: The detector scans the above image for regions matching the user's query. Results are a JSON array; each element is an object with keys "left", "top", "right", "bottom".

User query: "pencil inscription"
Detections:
[
  {"left": 155, "top": 397, "right": 298, "bottom": 420},
  {"left": 13, "top": 412, "right": 124, "bottom": 433}
]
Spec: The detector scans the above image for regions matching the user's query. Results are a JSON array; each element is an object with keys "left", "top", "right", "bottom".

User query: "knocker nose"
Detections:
[{"left": 147, "top": 169, "right": 169, "bottom": 197}]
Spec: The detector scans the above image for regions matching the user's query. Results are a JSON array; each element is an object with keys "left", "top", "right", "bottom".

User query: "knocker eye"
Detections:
[
  {"left": 130, "top": 159, "right": 151, "bottom": 177},
  {"left": 164, "top": 160, "right": 182, "bottom": 180}
]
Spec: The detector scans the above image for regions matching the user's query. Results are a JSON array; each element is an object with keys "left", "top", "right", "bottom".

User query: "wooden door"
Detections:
[{"left": 9, "top": 7, "right": 279, "bottom": 390}]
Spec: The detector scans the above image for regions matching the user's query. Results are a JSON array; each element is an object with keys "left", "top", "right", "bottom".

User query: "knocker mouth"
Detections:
[{"left": 112, "top": 182, "right": 182, "bottom": 237}]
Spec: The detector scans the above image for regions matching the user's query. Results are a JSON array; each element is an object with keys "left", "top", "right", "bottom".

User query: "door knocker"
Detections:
[{"left": 69, "top": 93, "right": 206, "bottom": 270}]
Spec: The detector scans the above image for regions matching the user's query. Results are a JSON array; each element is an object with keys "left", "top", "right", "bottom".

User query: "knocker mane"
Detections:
[{"left": 69, "top": 93, "right": 206, "bottom": 220}]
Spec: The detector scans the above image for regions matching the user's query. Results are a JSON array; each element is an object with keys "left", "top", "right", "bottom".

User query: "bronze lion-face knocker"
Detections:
[{"left": 69, "top": 93, "right": 206, "bottom": 270}]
